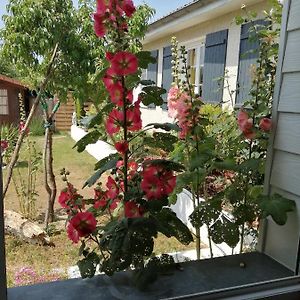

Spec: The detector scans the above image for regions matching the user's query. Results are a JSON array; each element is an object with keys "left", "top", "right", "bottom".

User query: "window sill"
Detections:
[{"left": 7, "top": 252, "right": 295, "bottom": 300}]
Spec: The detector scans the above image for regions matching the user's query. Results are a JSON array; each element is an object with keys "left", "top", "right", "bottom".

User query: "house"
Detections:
[
  {"left": 141, "top": 0, "right": 272, "bottom": 124},
  {"left": 260, "top": 0, "right": 300, "bottom": 273},
  {"left": 0, "top": 74, "right": 28, "bottom": 125}
]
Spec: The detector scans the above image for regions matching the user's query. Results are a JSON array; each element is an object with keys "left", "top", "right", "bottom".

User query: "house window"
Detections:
[
  {"left": 0, "top": 89, "right": 8, "bottom": 115},
  {"left": 186, "top": 43, "right": 205, "bottom": 96}
]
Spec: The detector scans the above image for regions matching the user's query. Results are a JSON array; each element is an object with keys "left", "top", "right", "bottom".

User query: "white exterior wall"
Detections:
[
  {"left": 141, "top": 0, "right": 270, "bottom": 122},
  {"left": 261, "top": 0, "right": 300, "bottom": 271}
]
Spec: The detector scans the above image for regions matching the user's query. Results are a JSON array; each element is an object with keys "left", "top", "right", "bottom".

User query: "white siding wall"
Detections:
[{"left": 263, "top": 0, "right": 300, "bottom": 271}]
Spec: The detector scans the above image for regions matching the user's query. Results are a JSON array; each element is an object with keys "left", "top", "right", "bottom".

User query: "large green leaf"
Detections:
[
  {"left": 260, "top": 193, "right": 295, "bottom": 225},
  {"left": 83, "top": 153, "right": 120, "bottom": 188},
  {"left": 144, "top": 159, "right": 184, "bottom": 172},
  {"left": 140, "top": 86, "right": 166, "bottom": 106},
  {"left": 73, "top": 130, "right": 101, "bottom": 153},
  {"left": 77, "top": 252, "right": 100, "bottom": 279},
  {"left": 145, "top": 122, "right": 180, "bottom": 132},
  {"left": 136, "top": 50, "right": 157, "bottom": 69},
  {"left": 143, "top": 132, "right": 177, "bottom": 152},
  {"left": 154, "top": 208, "right": 193, "bottom": 245}
]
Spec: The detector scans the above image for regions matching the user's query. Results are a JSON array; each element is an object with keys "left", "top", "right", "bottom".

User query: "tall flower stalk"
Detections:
[{"left": 59, "top": 0, "right": 193, "bottom": 288}]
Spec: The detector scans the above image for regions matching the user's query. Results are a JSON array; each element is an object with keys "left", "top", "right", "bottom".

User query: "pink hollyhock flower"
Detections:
[
  {"left": 106, "top": 176, "right": 119, "bottom": 199},
  {"left": 125, "top": 201, "right": 143, "bottom": 218},
  {"left": 167, "top": 86, "right": 181, "bottom": 118},
  {"left": 68, "top": 211, "right": 97, "bottom": 242},
  {"left": 1, "top": 140, "right": 9, "bottom": 151},
  {"left": 259, "top": 117, "right": 272, "bottom": 132},
  {"left": 93, "top": 13, "right": 106, "bottom": 37},
  {"left": 237, "top": 110, "right": 255, "bottom": 139},
  {"left": 115, "top": 140, "right": 128, "bottom": 155},
  {"left": 110, "top": 51, "right": 138, "bottom": 76},
  {"left": 141, "top": 175, "right": 163, "bottom": 200},
  {"left": 121, "top": 0, "right": 136, "bottom": 17}
]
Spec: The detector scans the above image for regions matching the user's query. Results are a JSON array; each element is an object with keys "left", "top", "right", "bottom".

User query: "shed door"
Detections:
[
  {"left": 202, "top": 29, "right": 228, "bottom": 103},
  {"left": 236, "top": 20, "right": 269, "bottom": 105}
]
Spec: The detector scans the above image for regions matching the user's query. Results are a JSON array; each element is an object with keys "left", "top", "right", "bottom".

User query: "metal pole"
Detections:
[{"left": 0, "top": 132, "right": 7, "bottom": 300}]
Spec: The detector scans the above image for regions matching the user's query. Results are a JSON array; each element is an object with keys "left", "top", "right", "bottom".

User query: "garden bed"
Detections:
[{"left": 7, "top": 252, "right": 294, "bottom": 300}]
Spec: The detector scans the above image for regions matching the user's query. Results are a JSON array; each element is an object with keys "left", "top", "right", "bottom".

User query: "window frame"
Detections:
[{"left": 0, "top": 89, "right": 9, "bottom": 116}]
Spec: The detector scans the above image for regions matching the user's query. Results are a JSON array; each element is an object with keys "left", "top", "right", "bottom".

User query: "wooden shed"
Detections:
[{"left": 0, "top": 74, "right": 28, "bottom": 125}]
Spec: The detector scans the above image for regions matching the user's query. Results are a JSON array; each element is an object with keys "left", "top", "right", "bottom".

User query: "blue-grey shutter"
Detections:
[
  {"left": 147, "top": 50, "right": 158, "bottom": 84},
  {"left": 236, "top": 20, "right": 269, "bottom": 105},
  {"left": 202, "top": 29, "right": 228, "bottom": 103},
  {"left": 162, "top": 46, "right": 172, "bottom": 110},
  {"left": 146, "top": 50, "right": 158, "bottom": 108}
]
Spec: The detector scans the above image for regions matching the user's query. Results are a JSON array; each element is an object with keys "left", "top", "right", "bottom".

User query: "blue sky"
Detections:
[{"left": 0, "top": 0, "right": 191, "bottom": 29}]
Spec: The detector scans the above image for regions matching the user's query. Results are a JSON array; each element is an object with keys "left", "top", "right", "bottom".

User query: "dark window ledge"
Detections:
[{"left": 8, "top": 252, "right": 296, "bottom": 300}]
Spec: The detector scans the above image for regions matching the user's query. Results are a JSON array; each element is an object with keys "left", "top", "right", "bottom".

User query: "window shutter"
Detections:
[
  {"left": 147, "top": 50, "right": 158, "bottom": 84},
  {"left": 236, "top": 20, "right": 269, "bottom": 105},
  {"left": 162, "top": 46, "right": 172, "bottom": 110},
  {"left": 202, "top": 29, "right": 228, "bottom": 103}
]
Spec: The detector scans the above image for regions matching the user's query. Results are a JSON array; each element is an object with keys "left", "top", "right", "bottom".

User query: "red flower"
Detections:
[
  {"left": 94, "top": 13, "right": 106, "bottom": 37},
  {"left": 141, "top": 175, "right": 163, "bottom": 200},
  {"left": 58, "top": 183, "right": 84, "bottom": 211},
  {"left": 162, "top": 171, "right": 176, "bottom": 195},
  {"left": 110, "top": 51, "right": 138, "bottom": 76},
  {"left": 127, "top": 102, "right": 142, "bottom": 131},
  {"left": 259, "top": 118, "right": 272, "bottom": 132},
  {"left": 19, "top": 121, "right": 29, "bottom": 135},
  {"left": 67, "top": 222, "right": 80, "bottom": 244},
  {"left": 125, "top": 201, "right": 143, "bottom": 218},
  {"left": 106, "top": 176, "right": 119, "bottom": 199},
  {"left": 121, "top": 0, "right": 136, "bottom": 17},
  {"left": 109, "top": 198, "right": 121, "bottom": 212},
  {"left": 1, "top": 140, "right": 9, "bottom": 151},
  {"left": 108, "top": 82, "right": 124, "bottom": 106},
  {"left": 103, "top": 68, "right": 117, "bottom": 90},
  {"left": 105, "top": 109, "right": 122, "bottom": 135},
  {"left": 115, "top": 140, "right": 128, "bottom": 155},
  {"left": 96, "top": 0, "right": 110, "bottom": 14},
  {"left": 67, "top": 212, "right": 97, "bottom": 243},
  {"left": 94, "top": 189, "right": 108, "bottom": 209}
]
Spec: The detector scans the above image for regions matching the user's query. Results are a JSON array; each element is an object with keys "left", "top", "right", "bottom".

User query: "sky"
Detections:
[{"left": 0, "top": 0, "right": 192, "bottom": 29}]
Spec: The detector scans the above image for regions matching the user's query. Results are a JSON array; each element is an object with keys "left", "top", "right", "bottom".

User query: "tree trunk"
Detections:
[{"left": 2, "top": 44, "right": 59, "bottom": 199}]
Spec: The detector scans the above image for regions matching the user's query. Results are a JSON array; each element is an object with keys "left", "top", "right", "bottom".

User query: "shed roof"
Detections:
[{"left": 0, "top": 74, "right": 27, "bottom": 89}]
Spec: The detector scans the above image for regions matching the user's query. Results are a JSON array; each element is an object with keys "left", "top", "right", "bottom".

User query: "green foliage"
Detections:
[
  {"left": 84, "top": 153, "right": 120, "bottom": 188},
  {"left": 0, "top": 123, "right": 19, "bottom": 164},
  {"left": 29, "top": 117, "right": 45, "bottom": 136},
  {"left": 77, "top": 252, "right": 100, "bottom": 279},
  {"left": 12, "top": 138, "right": 42, "bottom": 219},
  {"left": 260, "top": 194, "right": 296, "bottom": 225},
  {"left": 140, "top": 86, "right": 166, "bottom": 106}
]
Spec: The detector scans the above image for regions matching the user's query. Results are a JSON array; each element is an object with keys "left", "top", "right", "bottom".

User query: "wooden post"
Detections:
[{"left": 0, "top": 137, "right": 7, "bottom": 300}]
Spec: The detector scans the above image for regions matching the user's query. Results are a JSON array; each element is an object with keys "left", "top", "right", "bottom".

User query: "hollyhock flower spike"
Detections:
[
  {"left": 115, "top": 140, "right": 128, "bottom": 155},
  {"left": 106, "top": 176, "right": 119, "bottom": 199},
  {"left": 94, "top": 13, "right": 106, "bottom": 37}
]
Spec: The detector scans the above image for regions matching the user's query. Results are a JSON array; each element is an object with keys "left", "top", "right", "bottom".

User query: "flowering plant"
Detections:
[{"left": 59, "top": 0, "right": 192, "bottom": 288}]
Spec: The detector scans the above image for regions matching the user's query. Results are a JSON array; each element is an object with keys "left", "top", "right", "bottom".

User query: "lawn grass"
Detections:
[{"left": 4, "top": 133, "right": 200, "bottom": 287}]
